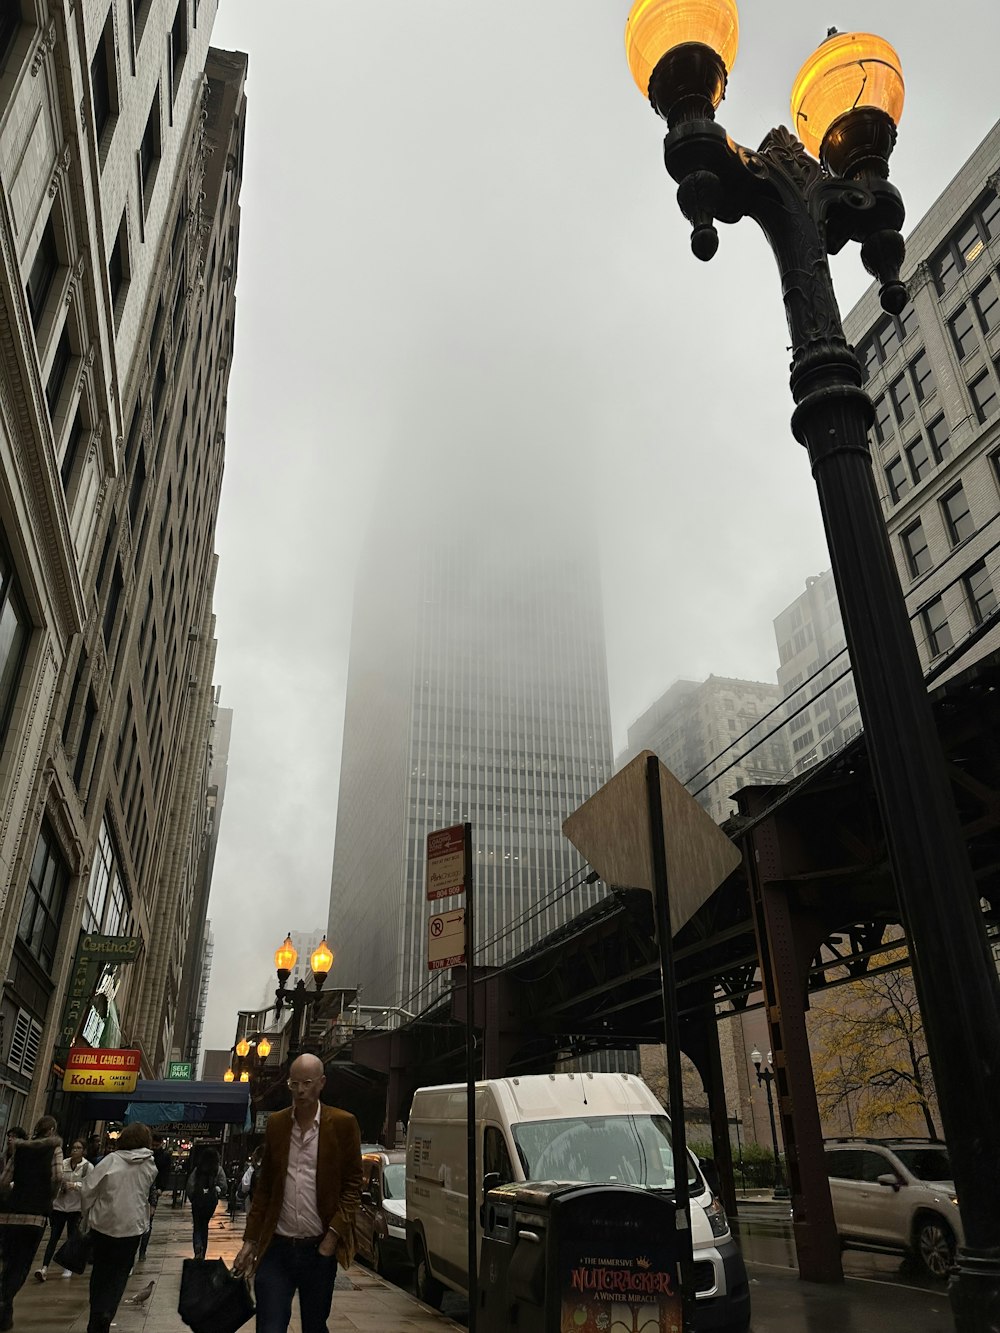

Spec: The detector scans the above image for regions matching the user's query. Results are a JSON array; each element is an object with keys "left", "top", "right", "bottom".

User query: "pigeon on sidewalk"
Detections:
[{"left": 123, "top": 1280, "right": 155, "bottom": 1306}]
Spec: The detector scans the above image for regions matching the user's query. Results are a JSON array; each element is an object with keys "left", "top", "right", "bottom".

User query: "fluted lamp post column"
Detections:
[{"left": 624, "top": 3, "right": 1000, "bottom": 1326}]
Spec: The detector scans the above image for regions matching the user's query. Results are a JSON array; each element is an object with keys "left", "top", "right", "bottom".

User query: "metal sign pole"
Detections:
[
  {"left": 464, "top": 821, "right": 477, "bottom": 1332},
  {"left": 646, "top": 754, "right": 694, "bottom": 1321}
]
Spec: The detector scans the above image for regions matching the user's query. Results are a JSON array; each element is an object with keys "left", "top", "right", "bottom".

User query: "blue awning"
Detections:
[{"left": 77, "top": 1080, "right": 251, "bottom": 1126}]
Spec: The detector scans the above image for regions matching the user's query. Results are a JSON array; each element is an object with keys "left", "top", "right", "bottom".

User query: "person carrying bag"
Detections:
[
  {"left": 185, "top": 1148, "right": 227, "bottom": 1260},
  {"left": 37, "top": 1138, "right": 92, "bottom": 1280}
]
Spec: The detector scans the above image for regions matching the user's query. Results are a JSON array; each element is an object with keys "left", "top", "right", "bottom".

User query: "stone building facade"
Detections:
[
  {"left": 0, "top": 1, "right": 245, "bottom": 1129},
  {"left": 844, "top": 118, "right": 1000, "bottom": 682}
]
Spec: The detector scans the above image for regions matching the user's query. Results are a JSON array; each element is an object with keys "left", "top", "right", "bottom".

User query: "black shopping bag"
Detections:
[
  {"left": 54, "top": 1226, "right": 93, "bottom": 1274},
  {"left": 177, "top": 1258, "right": 255, "bottom": 1333}
]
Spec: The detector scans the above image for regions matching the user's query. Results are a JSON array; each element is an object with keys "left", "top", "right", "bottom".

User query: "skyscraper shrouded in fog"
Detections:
[{"left": 327, "top": 517, "right": 615, "bottom": 1013}]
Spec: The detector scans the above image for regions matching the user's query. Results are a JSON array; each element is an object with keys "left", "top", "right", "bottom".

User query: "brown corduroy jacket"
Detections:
[{"left": 243, "top": 1104, "right": 362, "bottom": 1267}]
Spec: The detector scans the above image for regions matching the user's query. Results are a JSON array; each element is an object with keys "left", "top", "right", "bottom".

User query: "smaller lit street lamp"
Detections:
[
  {"left": 225, "top": 1030, "right": 275, "bottom": 1086},
  {"left": 274, "top": 933, "right": 334, "bottom": 1055},
  {"left": 750, "top": 1048, "right": 789, "bottom": 1200}
]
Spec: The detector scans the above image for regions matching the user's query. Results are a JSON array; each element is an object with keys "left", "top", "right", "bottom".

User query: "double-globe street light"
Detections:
[
  {"left": 750, "top": 1047, "right": 789, "bottom": 1201},
  {"left": 274, "top": 933, "right": 334, "bottom": 1056},
  {"left": 223, "top": 1033, "right": 273, "bottom": 1084},
  {"left": 624, "top": 3, "right": 1000, "bottom": 1325}
]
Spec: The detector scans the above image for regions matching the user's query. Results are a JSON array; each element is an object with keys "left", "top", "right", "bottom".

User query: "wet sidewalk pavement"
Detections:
[
  {"left": 8, "top": 1200, "right": 956, "bottom": 1331},
  {"left": 9, "top": 1204, "right": 463, "bottom": 1331}
]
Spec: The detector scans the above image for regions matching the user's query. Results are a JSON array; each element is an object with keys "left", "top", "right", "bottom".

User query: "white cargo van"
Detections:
[{"left": 405, "top": 1072, "right": 750, "bottom": 1332}]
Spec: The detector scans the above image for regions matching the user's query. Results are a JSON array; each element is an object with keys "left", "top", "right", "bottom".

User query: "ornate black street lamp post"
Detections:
[
  {"left": 750, "top": 1048, "right": 789, "bottom": 1200},
  {"left": 274, "top": 933, "right": 334, "bottom": 1057},
  {"left": 624, "top": 5, "right": 1000, "bottom": 1325}
]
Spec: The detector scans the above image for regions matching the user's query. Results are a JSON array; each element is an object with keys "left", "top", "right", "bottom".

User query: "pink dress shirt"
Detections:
[{"left": 275, "top": 1106, "right": 324, "bottom": 1238}]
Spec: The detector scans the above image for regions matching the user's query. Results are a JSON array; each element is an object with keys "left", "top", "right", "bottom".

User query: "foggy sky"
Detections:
[{"left": 201, "top": 0, "right": 1000, "bottom": 1055}]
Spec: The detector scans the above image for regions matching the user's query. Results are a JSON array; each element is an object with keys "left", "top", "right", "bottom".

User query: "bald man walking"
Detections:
[{"left": 234, "top": 1054, "right": 362, "bottom": 1333}]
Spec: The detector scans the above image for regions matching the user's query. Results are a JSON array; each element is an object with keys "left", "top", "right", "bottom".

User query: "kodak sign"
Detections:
[{"left": 62, "top": 1047, "right": 141, "bottom": 1093}]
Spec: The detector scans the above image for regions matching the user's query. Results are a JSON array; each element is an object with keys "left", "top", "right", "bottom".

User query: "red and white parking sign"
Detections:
[{"left": 427, "top": 824, "right": 466, "bottom": 901}]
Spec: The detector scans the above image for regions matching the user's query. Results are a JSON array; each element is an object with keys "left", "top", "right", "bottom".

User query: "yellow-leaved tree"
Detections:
[{"left": 808, "top": 953, "right": 939, "bottom": 1140}]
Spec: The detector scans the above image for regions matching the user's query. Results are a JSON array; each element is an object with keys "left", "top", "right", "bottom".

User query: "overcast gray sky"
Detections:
[{"left": 200, "top": 0, "right": 1000, "bottom": 1055}]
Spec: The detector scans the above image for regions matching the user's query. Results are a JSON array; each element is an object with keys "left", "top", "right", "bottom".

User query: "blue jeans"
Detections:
[{"left": 254, "top": 1235, "right": 337, "bottom": 1333}]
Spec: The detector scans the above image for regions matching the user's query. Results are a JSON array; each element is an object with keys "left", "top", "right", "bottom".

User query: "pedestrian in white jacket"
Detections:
[{"left": 80, "top": 1123, "right": 157, "bottom": 1333}]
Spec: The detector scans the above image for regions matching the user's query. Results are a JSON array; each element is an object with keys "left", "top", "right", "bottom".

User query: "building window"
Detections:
[
  {"left": 0, "top": 0, "right": 21, "bottom": 73},
  {"left": 983, "top": 192, "right": 1000, "bottom": 244},
  {"left": 128, "top": 446, "right": 146, "bottom": 526},
  {"left": 965, "top": 560, "right": 998, "bottom": 625},
  {"left": 25, "top": 216, "right": 58, "bottom": 332},
  {"left": 84, "top": 818, "right": 128, "bottom": 936},
  {"left": 928, "top": 415, "right": 951, "bottom": 459},
  {"left": 951, "top": 304, "right": 977, "bottom": 361},
  {"left": 876, "top": 318, "right": 901, "bottom": 364},
  {"left": 906, "top": 437, "right": 932, "bottom": 483},
  {"left": 16, "top": 822, "right": 70, "bottom": 975},
  {"left": 131, "top": 0, "right": 153, "bottom": 48},
  {"left": 169, "top": 0, "right": 187, "bottom": 102},
  {"left": 102, "top": 559, "right": 123, "bottom": 645},
  {"left": 90, "top": 9, "right": 117, "bottom": 151},
  {"left": 970, "top": 371, "right": 998, "bottom": 423},
  {"left": 139, "top": 86, "right": 161, "bottom": 211},
  {"left": 902, "top": 522, "right": 931, "bottom": 579},
  {"left": 71, "top": 689, "right": 96, "bottom": 788},
  {"left": 889, "top": 372, "right": 913, "bottom": 423},
  {"left": 873, "top": 395, "right": 893, "bottom": 444},
  {"left": 911, "top": 349, "right": 935, "bottom": 402},
  {"left": 935, "top": 247, "right": 958, "bottom": 294},
  {"left": 922, "top": 596, "right": 953, "bottom": 658},
  {"left": 108, "top": 211, "right": 130, "bottom": 320},
  {"left": 0, "top": 537, "right": 28, "bottom": 746},
  {"left": 898, "top": 303, "right": 918, "bottom": 343},
  {"left": 60, "top": 404, "right": 85, "bottom": 501},
  {"left": 45, "top": 321, "right": 72, "bottom": 420},
  {"left": 886, "top": 456, "right": 910, "bottom": 504},
  {"left": 942, "top": 485, "right": 975, "bottom": 546},
  {"left": 860, "top": 338, "right": 879, "bottom": 382},
  {"left": 933, "top": 193, "right": 1000, "bottom": 294},
  {"left": 974, "top": 278, "right": 1000, "bottom": 336}
]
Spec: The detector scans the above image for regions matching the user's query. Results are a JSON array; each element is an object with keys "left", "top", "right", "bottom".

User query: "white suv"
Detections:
[{"left": 823, "top": 1139, "right": 963, "bottom": 1278}]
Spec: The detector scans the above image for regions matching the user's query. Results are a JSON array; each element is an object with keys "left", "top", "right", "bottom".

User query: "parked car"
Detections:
[
  {"left": 356, "top": 1149, "right": 409, "bottom": 1275},
  {"left": 823, "top": 1138, "right": 963, "bottom": 1278}
]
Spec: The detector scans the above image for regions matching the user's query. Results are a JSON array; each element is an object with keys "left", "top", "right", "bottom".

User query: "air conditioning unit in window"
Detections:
[{"left": 188, "top": 628, "right": 200, "bottom": 641}]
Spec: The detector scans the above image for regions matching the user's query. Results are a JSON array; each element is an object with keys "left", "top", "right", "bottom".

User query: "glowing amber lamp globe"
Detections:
[
  {"left": 223, "top": 1068, "right": 235, "bottom": 1083},
  {"left": 274, "top": 934, "right": 297, "bottom": 975},
  {"left": 625, "top": 0, "right": 739, "bottom": 99},
  {"left": 239, "top": 1071, "right": 250, "bottom": 1083},
  {"left": 791, "top": 31, "right": 904, "bottom": 160},
  {"left": 310, "top": 936, "right": 334, "bottom": 978},
  {"left": 235, "top": 1037, "right": 250, "bottom": 1058},
  {"left": 257, "top": 1036, "right": 272, "bottom": 1060}
]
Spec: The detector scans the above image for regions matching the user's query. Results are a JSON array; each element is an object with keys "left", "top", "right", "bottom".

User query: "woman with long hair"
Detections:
[
  {"left": 80, "top": 1122, "right": 157, "bottom": 1333},
  {"left": 0, "top": 1116, "right": 62, "bottom": 1329},
  {"left": 185, "top": 1147, "right": 227, "bottom": 1259},
  {"left": 35, "top": 1137, "right": 91, "bottom": 1280}
]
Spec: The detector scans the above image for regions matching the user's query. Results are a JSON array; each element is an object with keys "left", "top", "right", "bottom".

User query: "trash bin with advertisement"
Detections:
[{"left": 480, "top": 1180, "right": 686, "bottom": 1333}]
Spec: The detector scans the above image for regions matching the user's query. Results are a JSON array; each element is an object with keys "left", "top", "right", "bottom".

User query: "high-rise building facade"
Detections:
[
  {"left": 173, "top": 696, "right": 232, "bottom": 1069},
  {"left": 619, "top": 676, "right": 791, "bottom": 825},
  {"left": 0, "top": 2, "right": 245, "bottom": 1127},
  {"left": 328, "top": 530, "right": 615, "bottom": 1011},
  {"left": 844, "top": 118, "right": 1000, "bottom": 682},
  {"left": 774, "top": 572, "right": 861, "bottom": 775}
]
